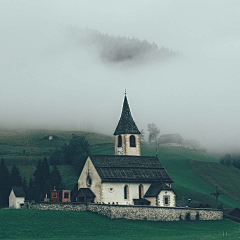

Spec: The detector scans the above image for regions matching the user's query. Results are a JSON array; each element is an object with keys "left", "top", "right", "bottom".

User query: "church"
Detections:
[{"left": 72, "top": 93, "right": 176, "bottom": 207}]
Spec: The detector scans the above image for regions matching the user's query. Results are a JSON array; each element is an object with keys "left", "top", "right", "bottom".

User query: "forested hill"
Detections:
[{"left": 78, "top": 29, "right": 179, "bottom": 64}]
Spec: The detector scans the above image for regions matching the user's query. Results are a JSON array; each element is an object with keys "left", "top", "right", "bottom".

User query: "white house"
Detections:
[
  {"left": 9, "top": 186, "right": 25, "bottom": 209},
  {"left": 72, "top": 93, "right": 176, "bottom": 207}
]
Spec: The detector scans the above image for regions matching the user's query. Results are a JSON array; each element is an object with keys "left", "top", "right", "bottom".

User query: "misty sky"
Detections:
[{"left": 1, "top": 0, "right": 240, "bottom": 152}]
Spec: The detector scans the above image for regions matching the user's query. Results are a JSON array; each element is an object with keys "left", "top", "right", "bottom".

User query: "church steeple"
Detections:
[
  {"left": 114, "top": 94, "right": 141, "bottom": 156},
  {"left": 114, "top": 95, "right": 141, "bottom": 135}
]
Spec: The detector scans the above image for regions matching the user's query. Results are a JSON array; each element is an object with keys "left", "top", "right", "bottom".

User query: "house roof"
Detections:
[
  {"left": 133, "top": 198, "right": 151, "bottom": 205},
  {"left": 78, "top": 188, "right": 96, "bottom": 198},
  {"left": 144, "top": 182, "right": 174, "bottom": 197},
  {"left": 224, "top": 208, "right": 240, "bottom": 217},
  {"left": 176, "top": 199, "right": 207, "bottom": 208},
  {"left": 113, "top": 95, "right": 141, "bottom": 135},
  {"left": 158, "top": 134, "right": 183, "bottom": 144},
  {"left": 12, "top": 186, "right": 25, "bottom": 197},
  {"left": 89, "top": 155, "right": 173, "bottom": 183}
]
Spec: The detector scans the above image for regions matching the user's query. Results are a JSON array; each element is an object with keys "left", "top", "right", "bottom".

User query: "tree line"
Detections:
[
  {"left": 49, "top": 134, "right": 90, "bottom": 174},
  {"left": 220, "top": 153, "right": 240, "bottom": 169},
  {"left": 0, "top": 157, "right": 62, "bottom": 207}
]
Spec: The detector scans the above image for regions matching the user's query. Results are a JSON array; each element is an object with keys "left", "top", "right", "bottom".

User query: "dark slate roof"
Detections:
[
  {"left": 224, "top": 208, "right": 240, "bottom": 218},
  {"left": 113, "top": 95, "right": 141, "bottom": 135},
  {"left": 78, "top": 188, "right": 96, "bottom": 198},
  {"left": 158, "top": 134, "right": 183, "bottom": 144},
  {"left": 144, "top": 182, "right": 174, "bottom": 197},
  {"left": 133, "top": 198, "right": 151, "bottom": 205},
  {"left": 176, "top": 199, "right": 206, "bottom": 208},
  {"left": 12, "top": 186, "right": 25, "bottom": 197},
  {"left": 89, "top": 155, "right": 173, "bottom": 183}
]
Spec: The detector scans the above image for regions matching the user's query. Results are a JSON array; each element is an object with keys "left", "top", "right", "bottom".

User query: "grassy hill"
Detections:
[
  {"left": 0, "top": 209, "right": 239, "bottom": 240},
  {"left": 1, "top": 130, "right": 240, "bottom": 208}
]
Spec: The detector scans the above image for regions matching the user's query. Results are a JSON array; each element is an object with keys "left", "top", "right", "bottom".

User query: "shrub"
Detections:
[{"left": 186, "top": 213, "right": 191, "bottom": 221}]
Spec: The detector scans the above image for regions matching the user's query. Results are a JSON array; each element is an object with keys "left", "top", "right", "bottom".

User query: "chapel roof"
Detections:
[
  {"left": 89, "top": 155, "right": 173, "bottom": 183},
  {"left": 12, "top": 186, "right": 25, "bottom": 197},
  {"left": 113, "top": 95, "right": 141, "bottom": 135},
  {"left": 144, "top": 182, "right": 174, "bottom": 197},
  {"left": 78, "top": 188, "right": 96, "bottom": 198}
]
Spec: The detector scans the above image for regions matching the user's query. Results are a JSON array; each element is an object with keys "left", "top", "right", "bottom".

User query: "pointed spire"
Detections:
[{"left": 113, "top": 94, "right": 140, "bottom": 135}]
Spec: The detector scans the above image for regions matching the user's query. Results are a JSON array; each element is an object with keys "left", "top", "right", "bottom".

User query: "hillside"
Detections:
[{"left": 1, "top": 130, "right": 240, "bottom": 208}]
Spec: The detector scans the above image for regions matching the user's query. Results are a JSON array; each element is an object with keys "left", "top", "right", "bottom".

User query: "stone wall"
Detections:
[{"left": 25, "top": 202, "right": 223, "bottom": 221}]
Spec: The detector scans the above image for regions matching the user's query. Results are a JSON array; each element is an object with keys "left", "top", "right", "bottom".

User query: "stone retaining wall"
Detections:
[{"left": 26, "top": 203, "right": 223, "bottom": 221}]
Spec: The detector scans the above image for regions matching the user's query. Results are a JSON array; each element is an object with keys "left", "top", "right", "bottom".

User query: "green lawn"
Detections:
[{"left": 0, "top": 209, "right": 239, "bottom": 240}]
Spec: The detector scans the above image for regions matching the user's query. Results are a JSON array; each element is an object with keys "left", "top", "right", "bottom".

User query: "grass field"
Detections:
[
  {"left": 0, "top": 209, "right": 239, "bottom": 240},
  {"left": 1, "top": 130, "right": 240, "bottom": 208}
]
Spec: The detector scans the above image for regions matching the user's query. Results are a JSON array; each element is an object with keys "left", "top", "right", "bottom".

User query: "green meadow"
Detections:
[
  {"left": 0, "top": 209, "right": 239, "bottom": 240},
  {"left": 1, "top": 130, "right": 240, "bottom": 239},
  {"left": 1, "top": 130, "right": 240, "bottom": 207}
]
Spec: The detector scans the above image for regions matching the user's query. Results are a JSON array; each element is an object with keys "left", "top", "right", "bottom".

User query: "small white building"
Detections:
[
  {"left": 72, "top": 93, "right": 176, "bottom": 207},
  {"left": 9, "top": 186, "right": 26, "bottom": 209}
]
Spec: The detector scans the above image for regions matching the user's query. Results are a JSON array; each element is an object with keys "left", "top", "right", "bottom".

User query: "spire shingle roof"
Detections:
[{"left": 113, "top": 95, "right": 141, "bottom": 135}]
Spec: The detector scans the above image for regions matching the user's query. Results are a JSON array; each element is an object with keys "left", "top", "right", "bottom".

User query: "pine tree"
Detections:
[
  {"left": 0, "top": 158, "right": 11, "bottom": 206},
  {"left": 22, "top": 177, "right": 28, "bottom": 199},
  {"left": 10, "top": 165, "right": 23, "bottom": 187},
  {"left": 27, "top": 177, "right": 34, "bottom": 201},
  {"left": 42, "top": 157, "right": 50, "bottom": 183},
  {"left": 50, "top": 165, "right": 62, "bottom": 190}
]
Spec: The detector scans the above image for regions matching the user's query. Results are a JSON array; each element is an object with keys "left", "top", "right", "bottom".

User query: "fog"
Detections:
[{"left": 0, "top": 0, "right": 240, "bottom": 153}]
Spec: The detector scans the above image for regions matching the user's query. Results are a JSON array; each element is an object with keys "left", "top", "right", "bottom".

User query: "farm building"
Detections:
[
  {"left": 73, "top": 93, "right": 176, "bottom": 207},
  {"left": 9, "top": 186, "right": 25, "bottom": 209},
  {"left": 158, "top": 134, "right": 183, "bottom": 146}
]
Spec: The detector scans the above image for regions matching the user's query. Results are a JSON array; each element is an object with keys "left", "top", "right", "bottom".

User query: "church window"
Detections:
[
  {"left": 118, "top": 135, "right": 122, "bottom": 147},
  {"left": 53, "top": 192, "right": 57, "bottom": 198},
  {"left": 130, "top": 135, "right": 136, "bottom": 147},
  {"left": 139, "top": 184, "right": 144, "bottom": 199},
  {"left": 86, "top": 174, "right": 92, "bottom": 187},
  {"left": 163, "top": 195, "right": 170, "bottom": 206},
  {"left": 124, "top": 185, "right": 129, "bottom": 200}
]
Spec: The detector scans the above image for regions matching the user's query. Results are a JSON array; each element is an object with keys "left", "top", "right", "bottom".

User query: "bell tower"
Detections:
[{"left": 113, "top": 92, "right": 141, "bottom": 156}]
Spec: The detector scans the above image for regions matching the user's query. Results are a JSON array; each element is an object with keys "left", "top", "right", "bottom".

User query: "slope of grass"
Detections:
[
  {"left": 1, "top": 130, "right": 240, "bottom": 208},
  {"left": 191, "top": 160, "right": 240, "bottom": 200},
  {"left": 0, "top": 209, "right": 239, "bottom": 240},
  {"left": 0, "top": 130, "right": 113, "bottom": 167}
]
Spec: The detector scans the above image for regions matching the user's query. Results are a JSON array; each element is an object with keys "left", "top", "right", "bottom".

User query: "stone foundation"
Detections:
[{"left": 25, "top": 202, "right": 223, "bottom": 221}]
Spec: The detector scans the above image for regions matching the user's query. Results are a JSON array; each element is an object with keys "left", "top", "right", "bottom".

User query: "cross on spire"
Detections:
[{"left": 210, "top": 186, "right": 224, "bottom": 208}]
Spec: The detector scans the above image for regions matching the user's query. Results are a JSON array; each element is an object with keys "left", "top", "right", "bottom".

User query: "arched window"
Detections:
[
  {"left": 139, "top": 184, "right": 144, "bottom": 199},
  {"left": 124, "top": 185, "right": 129, "bottom": 200},
  {"left": 130, "top": 135, "right": 136, "bottom": 147},
  {"left": 118, "top": 135, "right": 122, "bottom": 147}
]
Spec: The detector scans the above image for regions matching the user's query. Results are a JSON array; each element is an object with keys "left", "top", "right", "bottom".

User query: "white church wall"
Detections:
[
  {"left": 102, "top": 183, "right": 151, "bottom": 205},
  {"left": 158, "top": 190, "right": 176, "bottom": 207},
  {"left": 9, "top": 190, "right": 25, "bottom": 209},
  {"left": 78, "top": 157, "right": 102, "bottom": 202}
]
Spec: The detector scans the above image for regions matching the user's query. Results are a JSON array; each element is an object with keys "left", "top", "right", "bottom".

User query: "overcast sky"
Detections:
[{"left": 1, "top": 0, "right": 240, "bottom": 153}]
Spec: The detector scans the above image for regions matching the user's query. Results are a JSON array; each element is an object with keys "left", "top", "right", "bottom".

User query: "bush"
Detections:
[{"left": 186, "top": 213, "right": 191, "bottom": 221}]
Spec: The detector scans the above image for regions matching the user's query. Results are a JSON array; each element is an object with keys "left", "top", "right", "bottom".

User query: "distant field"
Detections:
[
  {"left": 1, "top": 130, "right": 240, "bottom": 208},
  {"left": 0, "top": 209, "right": 239, "bottom": 240}
]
